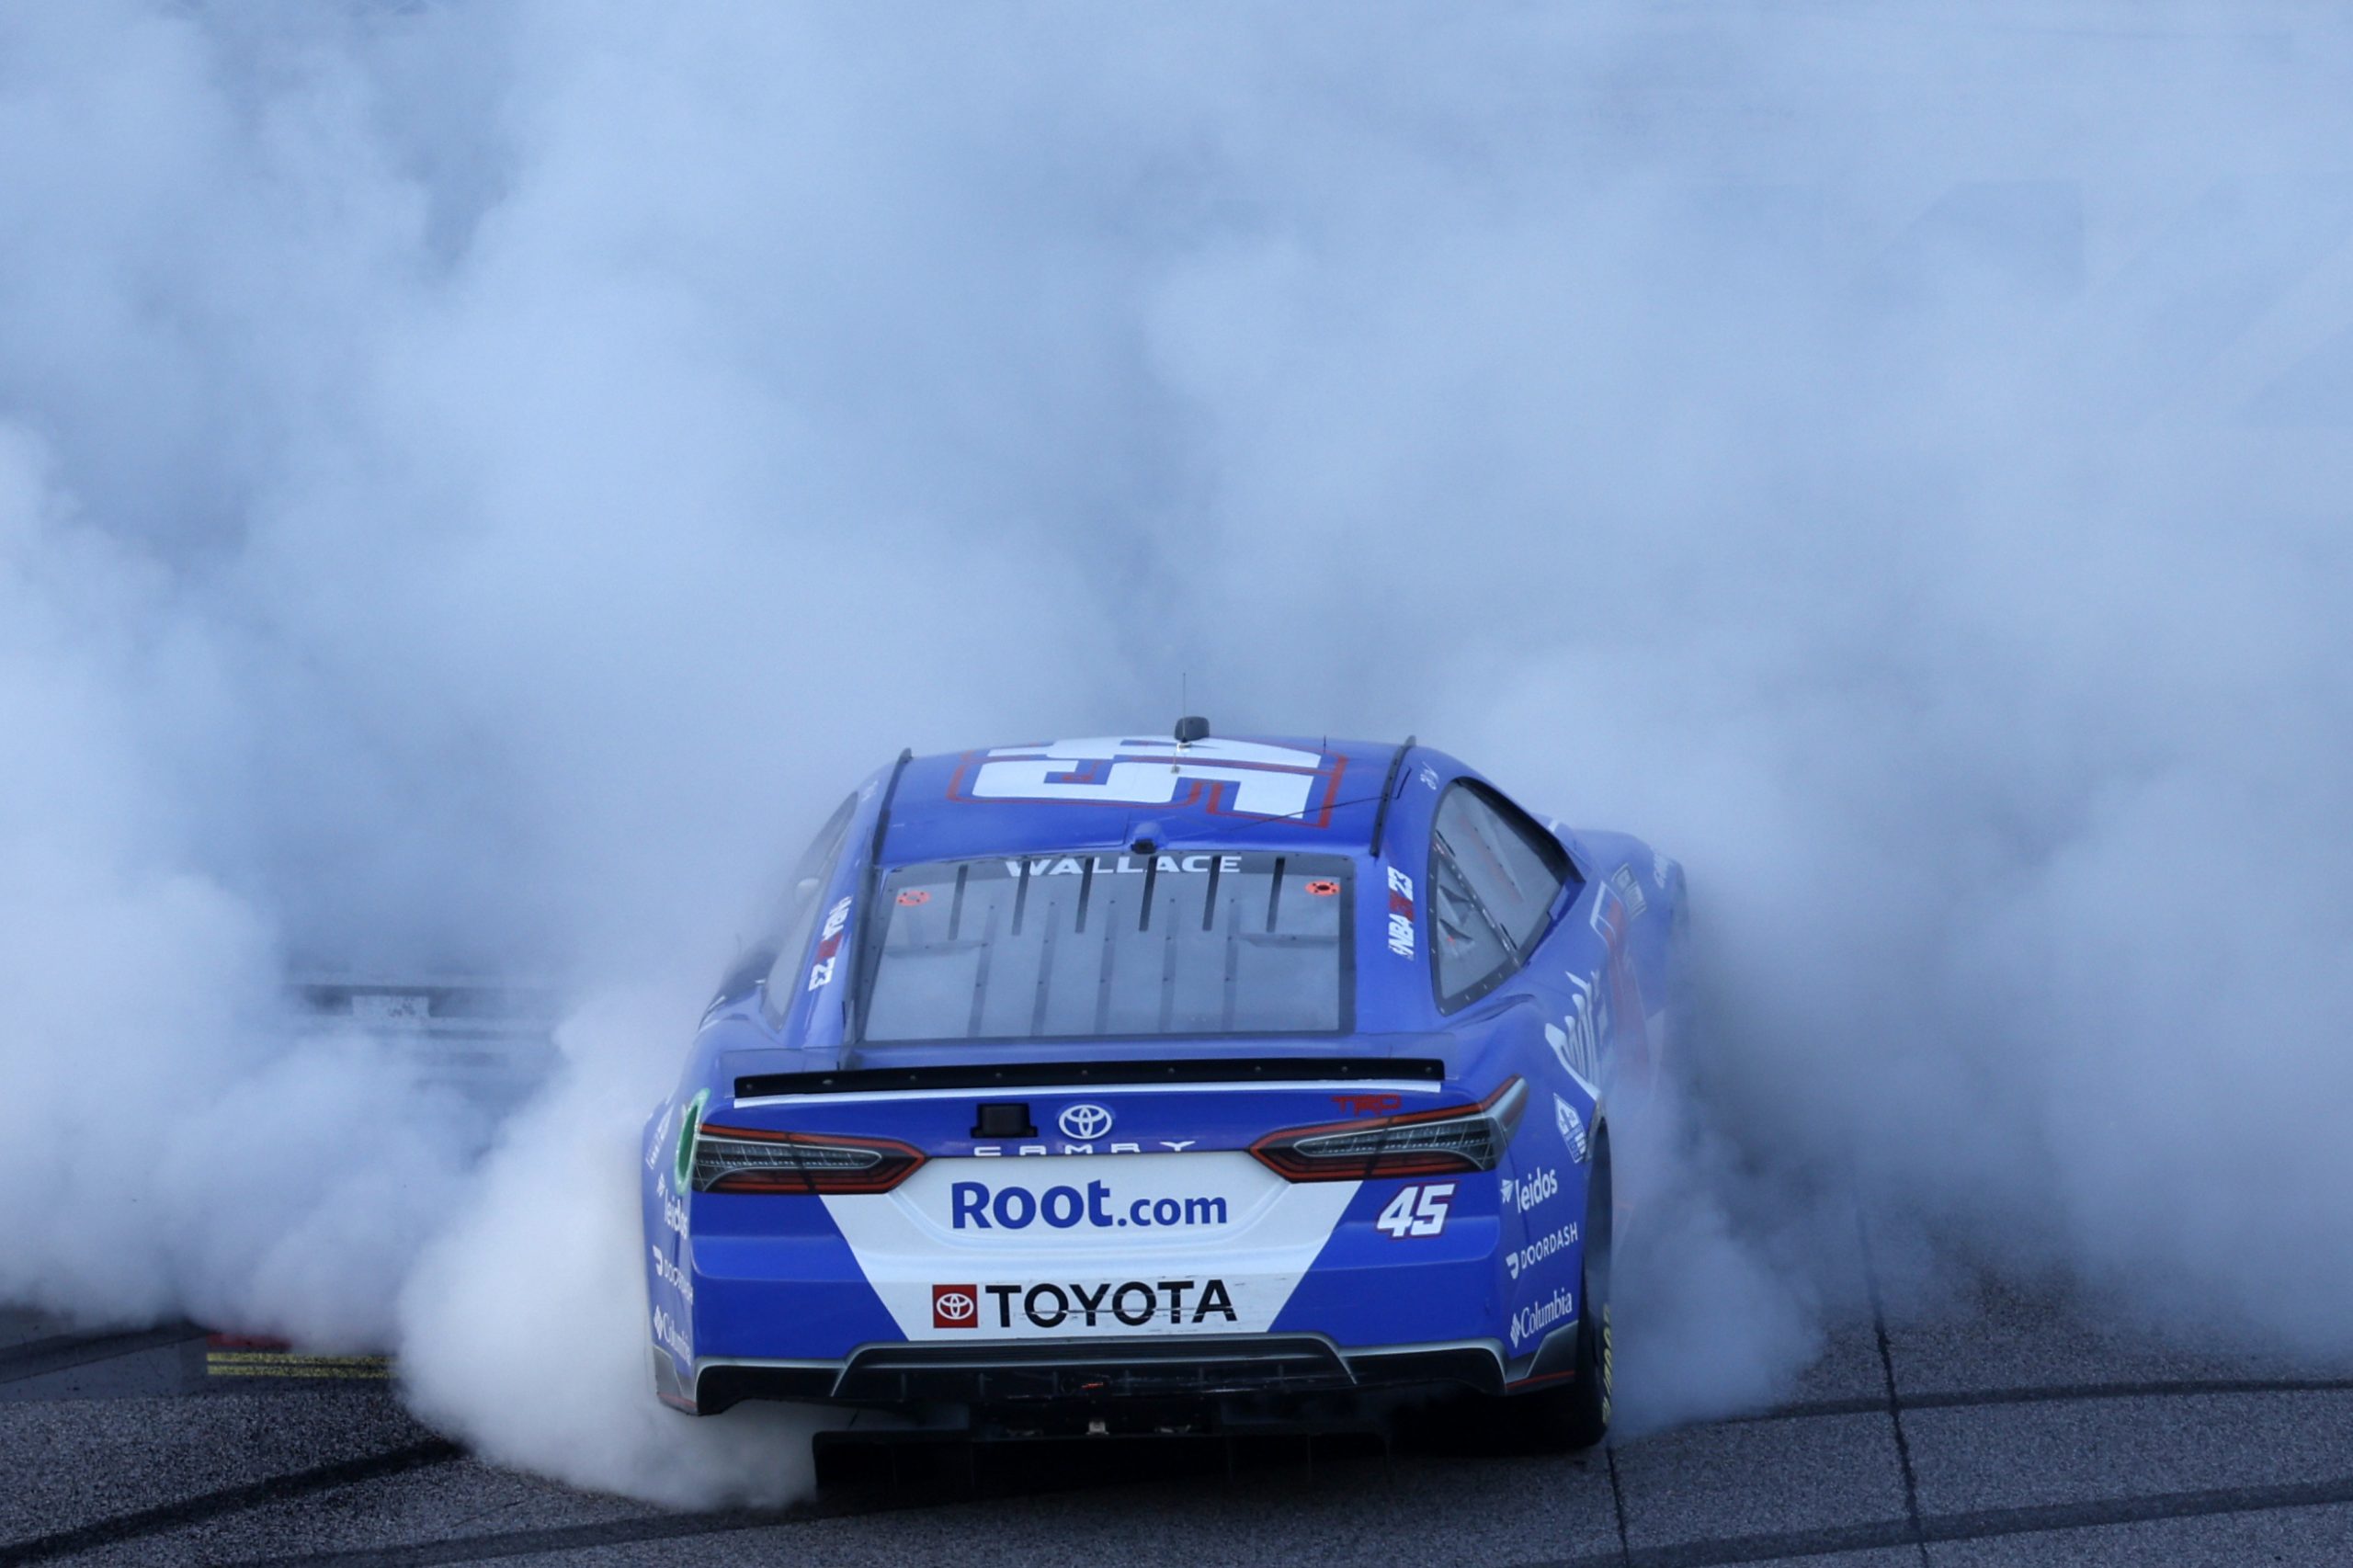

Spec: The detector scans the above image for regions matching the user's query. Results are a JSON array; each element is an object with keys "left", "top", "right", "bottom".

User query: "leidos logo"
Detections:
[
  {"left": 932, "top": 1285, "right": 979, "bottom": 1329},
  {"left": 1057, "top": 1103, "right": 1114, "bottom": 1140},
  {"left": 1505, "top": 1165, "right": 1559, "bottom": 1215}
]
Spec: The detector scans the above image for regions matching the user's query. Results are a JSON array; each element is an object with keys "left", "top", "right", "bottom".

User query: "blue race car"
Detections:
[{"left": 643, "top": 723, "right": 1685, "bottom": 1448}]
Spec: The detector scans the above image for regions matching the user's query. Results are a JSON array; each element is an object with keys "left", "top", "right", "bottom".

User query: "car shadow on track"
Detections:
[{"left": 808, "top": 1389, "right": 1557, "bottom": 1502}]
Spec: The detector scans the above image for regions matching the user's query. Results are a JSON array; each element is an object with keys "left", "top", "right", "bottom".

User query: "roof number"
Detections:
[{"left": 958, "top": 737, "right": 1337, "bottom": 823}]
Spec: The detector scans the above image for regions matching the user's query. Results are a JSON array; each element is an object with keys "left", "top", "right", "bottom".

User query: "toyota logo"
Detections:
[
  {"left": 931, "top": 1284, "right": 978, "bottom": 1328},
  {"left": 1058, "top": 1103, "right": 1115, "bottom": 1140}
]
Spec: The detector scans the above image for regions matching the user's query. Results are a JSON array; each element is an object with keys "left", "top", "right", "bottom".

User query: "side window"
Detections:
[
  {"left": 1428, "top": 780, "right": 1577, "bottom": 1010},
  {"left": 1430, "top": 843, "right": 1517, "bottom": 1009},
  {"left": 759, "top": 793, "right": 859, "bottom": 1009}
]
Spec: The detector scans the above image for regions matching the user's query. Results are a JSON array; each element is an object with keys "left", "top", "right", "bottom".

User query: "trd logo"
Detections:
[
  {"left": 932, "top": 1284, "right": 979, "bottom": 1329},
  {"left": 1331, "top": 1094, "right": 1404, "bottom": 1118}
]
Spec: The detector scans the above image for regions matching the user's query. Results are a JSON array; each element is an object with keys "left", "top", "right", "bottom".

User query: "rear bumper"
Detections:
[{"left": 673, "top": 1333, "right": 1510, "bottom": 1415}]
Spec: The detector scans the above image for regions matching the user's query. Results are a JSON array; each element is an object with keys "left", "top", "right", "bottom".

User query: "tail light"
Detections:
[
  {"left": 688, "top": 1123, "right": 926, "bottom": 1194},
  {"left": 1250, "top": 1078, "right": 1529, "bottom": 1182}
]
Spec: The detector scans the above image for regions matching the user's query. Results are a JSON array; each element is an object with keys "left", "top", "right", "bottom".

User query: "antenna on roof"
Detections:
[{"left": 1174, "top": 714, "right": 1210, "bottom": 745}]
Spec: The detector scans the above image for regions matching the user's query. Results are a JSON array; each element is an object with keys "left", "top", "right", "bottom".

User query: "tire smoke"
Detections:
[{"left": 4, "top": 0, "right": 2350, "bottom": 1501}]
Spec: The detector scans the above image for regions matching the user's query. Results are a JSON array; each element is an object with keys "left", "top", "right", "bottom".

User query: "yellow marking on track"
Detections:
[{"left": 204, "top": 1351, "right": 392, "bottom": 1380}]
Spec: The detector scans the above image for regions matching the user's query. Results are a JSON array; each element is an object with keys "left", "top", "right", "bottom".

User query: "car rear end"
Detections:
[
  {"left": 666, "top": 1059, "right": 1529, "bottom": 1432},
  {"left": 649, "top": 844, "right": 1539, "bottom": 1433}
]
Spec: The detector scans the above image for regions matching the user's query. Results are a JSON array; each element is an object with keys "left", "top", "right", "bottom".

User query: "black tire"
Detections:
[{"left": 1506, "top": 1132, "right": 1613, "bottom": 1451}]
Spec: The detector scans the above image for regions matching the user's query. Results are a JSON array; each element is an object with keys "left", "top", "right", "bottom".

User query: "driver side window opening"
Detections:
[
  {"left": 757, "top": 792, "right": 860, "bottom": 1017},
  {"left": 1428, "top": 778, "right": 1579, "bottom": 1011}
]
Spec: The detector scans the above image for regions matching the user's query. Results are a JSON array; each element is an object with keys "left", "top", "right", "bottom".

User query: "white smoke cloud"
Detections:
[
  {"left": 4, "top": 0, "right": 2352, "bottom": 1504},
  {"left": 394, "top": 986, "right": 821, "bottom": 1506}
]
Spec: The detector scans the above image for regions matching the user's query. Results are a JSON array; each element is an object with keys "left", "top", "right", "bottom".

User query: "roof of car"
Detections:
[{"left": 880, "top": 733, "right": 1404, "bottom": 866}]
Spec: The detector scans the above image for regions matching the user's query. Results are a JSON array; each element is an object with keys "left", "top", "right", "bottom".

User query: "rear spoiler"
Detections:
[{"left": 735, "top": 1056, "right": 1446, "bottom": 1100}]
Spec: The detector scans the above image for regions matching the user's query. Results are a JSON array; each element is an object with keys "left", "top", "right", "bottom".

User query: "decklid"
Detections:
[{"left": 726, "top": 1031, "right": 1462, "bottom": 1100}]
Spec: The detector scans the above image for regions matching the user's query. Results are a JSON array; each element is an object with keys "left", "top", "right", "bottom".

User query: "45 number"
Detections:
[{"left": 1375, "top": 1182, "right": 1456, "bottom": 1239}]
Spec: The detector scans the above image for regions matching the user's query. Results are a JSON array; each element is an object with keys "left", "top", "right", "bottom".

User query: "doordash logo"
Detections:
[{"left": 932, "top": 1284, "right": 979, "bottom": 1329}]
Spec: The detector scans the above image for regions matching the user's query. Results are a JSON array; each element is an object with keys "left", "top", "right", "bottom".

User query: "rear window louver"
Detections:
[{"left": 734, "top": 1056, "right": 1445, "bottom": 1100}]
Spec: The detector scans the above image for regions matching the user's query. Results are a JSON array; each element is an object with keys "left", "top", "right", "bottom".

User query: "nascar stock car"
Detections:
[{"left": 642, "top": 723, "right": 1686, "bottom": 1448}]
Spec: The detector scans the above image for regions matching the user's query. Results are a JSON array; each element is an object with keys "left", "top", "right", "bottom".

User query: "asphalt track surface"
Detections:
[{"left": 10, "top": 1234, "right": 2353, "bottom": 1568}]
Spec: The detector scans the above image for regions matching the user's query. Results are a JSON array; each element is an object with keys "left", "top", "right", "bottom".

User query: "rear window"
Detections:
[{"left": 857, "top": 852, "right": 1352, "bottom": 1043}]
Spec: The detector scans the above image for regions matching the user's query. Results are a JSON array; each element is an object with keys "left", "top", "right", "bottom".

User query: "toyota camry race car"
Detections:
[{"left": 642, "top": 724, "right": 1685, "bottom": 1448}]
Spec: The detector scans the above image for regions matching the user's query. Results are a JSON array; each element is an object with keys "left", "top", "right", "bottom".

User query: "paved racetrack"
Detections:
[{"left": 10, "top": 1228, "right": 2352, "bottom": 1568}]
